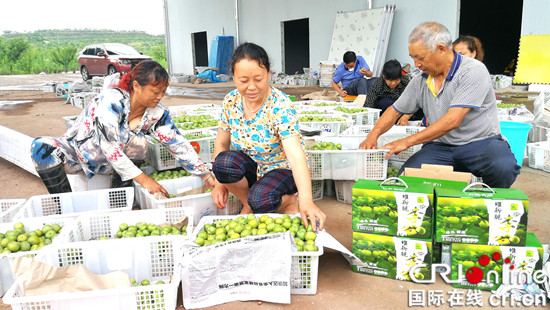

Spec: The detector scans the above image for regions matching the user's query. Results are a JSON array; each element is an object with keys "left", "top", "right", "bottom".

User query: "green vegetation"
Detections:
[{"left": 0, "top": 29, "right": 166, "bottom": 75}]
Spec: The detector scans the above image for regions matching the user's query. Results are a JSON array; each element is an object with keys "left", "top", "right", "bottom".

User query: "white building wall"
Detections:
[
  {"left": 521, "top": 0, "right": 550, "bottom": 35},
  {"left": 165, "top": 0, "right": 236, "bottom": 74},
  {"left": 371, "top": 0, "right": 460, "bottom": 69},
  {"left": 165, "top": 0, "right": 460, "bottom": 75}
]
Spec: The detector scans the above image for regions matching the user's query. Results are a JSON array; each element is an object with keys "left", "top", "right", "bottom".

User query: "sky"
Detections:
[{"left": 0, "top": 0, "right": 165, "bottom": 35}]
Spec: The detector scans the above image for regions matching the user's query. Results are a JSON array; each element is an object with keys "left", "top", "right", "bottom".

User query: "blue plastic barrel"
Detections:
[{"left": 500, "top": 121, "right": 532, "bottom": 166}]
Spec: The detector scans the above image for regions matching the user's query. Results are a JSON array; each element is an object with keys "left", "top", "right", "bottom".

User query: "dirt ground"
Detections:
[{"left": 0, "top": 74, "right": 548, "bottom": 310}]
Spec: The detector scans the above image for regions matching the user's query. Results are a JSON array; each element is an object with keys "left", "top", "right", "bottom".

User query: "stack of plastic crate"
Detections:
[
  {"left": 12, "top": 188, "right": 134, "bottom": 222},
  {"left": 326, "top": 125, "right": 427, "bottom": 204},
  {"left": 303, "top": 135, "right": 389, "bottom": 204},
  {"left": 4, "top": 236, "right": 184, "bottom": 310}
]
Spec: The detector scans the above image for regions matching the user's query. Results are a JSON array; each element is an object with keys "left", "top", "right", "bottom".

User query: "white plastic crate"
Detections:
[
  {"left": 0, "top": 199, "right": 26, "bottom": 223},
  {"left": 146, "top": 130, "right": 217, "bottom": 171},
  {"left": 67, "top": 173, "right": 112, "bottom": 192},
  {"left": 180, "top": 128, "right": 217, "bottom": 164},
  {"left": 168, "top": 104, "right": 220, "bottom": 116},
  {"left": 43, "top": 83, "right": 56, "bottom": 93},
  {"left": 137, "top": 176, "right": 242, "bottom": 225},
  {"left": 324, "top": 179, "right": 334, "bottom": 196},
  {"left": 146, "top": 139, "right": 179, "bottom": 171},
  {"left": 341, "top": 124, "right": 425, "bottom": 136},
  {"left": 190, "top": 214, "right": 323, "bottom": 295},
  {"left": 70, "top": 92, "right": 97, "bottom": 109},
  {"left": 333, "top": 107, "right": 381, "bottom": 125},
  {"left": 311, "top": 180, "right": 324, "bottom": 201},
  {"left": 13, "top": 188, "right": 134, "bottom": 221},
  {"left": 305, "top": 136, "right": 389, "bottom": 180},
  {"left": 527, "top": 141, "right": 550, "bottom": 172},
  {"left": 532, "top": 125, "right": 550, "bottom": 142},
  {"left": 4, "top": 237, "right": 183, "bottom": 310},
  {"left": 299, "top": 115, "right": 354, "bottom": 136},
  {"left": 334, "top": 180, "right": 355, "bottom": 204},
  {"left": 56, "top": 208, "right": 194, "bottom": 243},
  {"left": 341, "top": 125, "right": 425, "bottom": 161},
  {"left": 0, "top": 216, "right": 75, "bottom": 297},
  {"left": 378, "top": 134, "right": 423, "bottom": 161}
]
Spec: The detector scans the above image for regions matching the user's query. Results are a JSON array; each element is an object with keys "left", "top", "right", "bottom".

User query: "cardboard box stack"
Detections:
[
  {"left": 351, "top": 177, "right": 436, "bottom": 282},
  {"left": 392, "top": 164, "right": 541, "bottom": 291}
]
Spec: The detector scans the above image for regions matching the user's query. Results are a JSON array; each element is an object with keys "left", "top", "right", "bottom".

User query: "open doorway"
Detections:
[
  {"left": 282, "top": 18, "right": 310, "bottom": 74},
  {"left": 191, "top": 31, "right": 208, "bottom": 70},
  {"left": 459, "top": 0, "right": 523, "bottom": 75}
]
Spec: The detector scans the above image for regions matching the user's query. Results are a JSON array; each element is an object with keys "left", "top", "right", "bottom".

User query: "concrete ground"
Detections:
[{"left": 0, "top": 74, "right": 548, "bottom": 309}]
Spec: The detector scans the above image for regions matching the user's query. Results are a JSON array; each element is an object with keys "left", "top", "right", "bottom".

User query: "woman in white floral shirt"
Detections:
[{"left": 31, "top": 60, "right": 215, "bottom": 195}]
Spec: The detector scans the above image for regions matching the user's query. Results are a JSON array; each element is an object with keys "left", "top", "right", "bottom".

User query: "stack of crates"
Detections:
[
  {"left": 4, "top": 236, "right": 184, "bottom": 310},
  {"left": 327, "top": 125, "right": 425, "bottom": 204},
  {"left": 13, "top": 188, "right": 134, "bottom": 222},
  {"left": 527, "top": 141, "right": 550, "bottom": 172},
  {"left": 350, "top": 177, "right": 436, "bottom": 282},
  {"left": 434, "top": 184, "right": 543, "bottom": 291}
]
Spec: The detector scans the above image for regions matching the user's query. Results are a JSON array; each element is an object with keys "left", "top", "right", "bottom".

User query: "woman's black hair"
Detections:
[
  {"left": 453, "top": 35, "right": 484, "bottom": 61},
  {"left": 381, "top": 59, "right": 402, "bottom": 80},
  {"left": 229, "top": 42, "right": 271, "bottom": 75},
  {"left": 343, "top": 51, "right": 357, "bottom": 64},
  {"left": 118, "top": 59, "right": 169, "bottom": 91}
]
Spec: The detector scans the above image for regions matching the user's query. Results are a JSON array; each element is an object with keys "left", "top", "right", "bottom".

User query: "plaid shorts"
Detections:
[{"left": 213, "top": 151, "right": 298, "bottom": 213}]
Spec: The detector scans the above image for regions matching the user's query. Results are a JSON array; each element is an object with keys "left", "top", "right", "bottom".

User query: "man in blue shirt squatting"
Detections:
[
  {"left": 359, "top": 22, "right": 519, "bottom": 188},
  {"left": 331, "top": 51, "right": 373, "bottom": 98}
]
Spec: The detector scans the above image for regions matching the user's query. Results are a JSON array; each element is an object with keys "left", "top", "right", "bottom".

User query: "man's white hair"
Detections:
[{"left": 409, "top": 22, "right": 452, "bottom": 51}]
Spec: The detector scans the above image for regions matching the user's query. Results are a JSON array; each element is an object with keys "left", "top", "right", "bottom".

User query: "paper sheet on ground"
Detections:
[
  {"left": 316, "top": 230, "right": 368, "bottom": 267},
  {"left": 11, "top": 256, "right": 131, "bottom": 296},
  {"left": 181, "top": 232, "right": 292, "bottom": 309}
]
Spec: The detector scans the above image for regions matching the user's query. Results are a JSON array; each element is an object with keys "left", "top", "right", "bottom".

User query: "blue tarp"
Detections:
[
  {"left": 208, "top": 36, "right": 234, "bottom": 75},
  {"left": 197, "top": 70, "right": 220, "bottom": 83}
]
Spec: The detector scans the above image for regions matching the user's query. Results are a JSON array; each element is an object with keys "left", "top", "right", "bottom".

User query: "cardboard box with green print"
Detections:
[
  {"left": 450, "top": 232, "right": 543, "bottom": 291},
  {"left": 352, "top": 231, "right": 433, "bottom": 282},
  {"left": 435, "top": 184, "right": 529, "bottom": 246},
  {"left": 352, "top": 178, "right": 434, "bottom": 239}
]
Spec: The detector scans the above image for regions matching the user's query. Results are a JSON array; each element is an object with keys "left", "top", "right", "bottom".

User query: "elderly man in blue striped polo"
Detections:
[{"left": 359, "top": 22, "right": 519, "bottom": 188}]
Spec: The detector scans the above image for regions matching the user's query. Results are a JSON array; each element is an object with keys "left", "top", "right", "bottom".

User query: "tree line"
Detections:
[{"left": 0, "top": 29, "right": 167, "bottom": 75}]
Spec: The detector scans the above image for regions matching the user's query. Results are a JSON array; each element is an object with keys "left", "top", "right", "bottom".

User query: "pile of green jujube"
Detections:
[
  {"left": 387, "top": 166, "right": 399, "bottom": 178},
  {"left": 173, "top": 115, "right": 218, "bottom": 130},
  {"left": 194, "top": 214, "right": 319, "bottom": 251},
  {"left": 313, "top": 102, "right": 338, "bottom": 107},
  {"left": 496, "top": 103, "right": 523, "bottom": 109},
  {"left": 148, "top": 169, "right": 191, "bottom": 181},
  {"left": 115, "top": 222, "right": 187, "bottom": 238},
  {"left": 182, "top": 133, "right": 213, "bottom": 139},
  {"left": 0, "top": 223, "right": 62, "bottom": 253},
  {"left": 131, "top": 278, "right": 166, "bottom": 286},
  {"left": 299, "top": 110, "right": 325, "bottom": 114},
  {"left": 306, "top": 141, "right": 342, "bottom": 150},
  {"left": 335, "top": 107, "right": 371, "bottom": 113},
  {"left": 299, "top": 116, "right": 346, "bottom": 122}
]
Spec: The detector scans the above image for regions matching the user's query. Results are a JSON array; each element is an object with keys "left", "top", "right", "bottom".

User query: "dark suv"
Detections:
[{"left": 77, "top": 43, "right": 152, "bottom": 81}]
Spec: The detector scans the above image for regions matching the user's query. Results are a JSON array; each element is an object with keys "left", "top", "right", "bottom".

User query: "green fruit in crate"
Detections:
[
  {"left": 7, "top": 241, "right": 20, "bottom": 252},
  {"left": 305, "top": 231, "right": 317, "bottom": 241},
  {"left": 299, "top": 116, "right": 345, "bottom": 122},
  {"left": 13, "top": 222, "right": 24, "bottom": 230},
  {"left": 335, "top": 107, "right": 371, "bottom": 113},
  {"left": 195, "top": 215, "right": 318, "bottom": 250}
]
